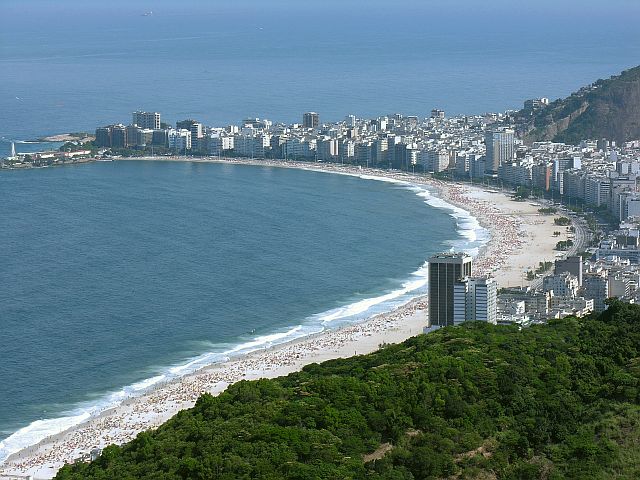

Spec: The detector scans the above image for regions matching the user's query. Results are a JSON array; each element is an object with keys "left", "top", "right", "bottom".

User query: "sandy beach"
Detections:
[{"left": 0, "top": 158, "right": 570, "bottom": 480}]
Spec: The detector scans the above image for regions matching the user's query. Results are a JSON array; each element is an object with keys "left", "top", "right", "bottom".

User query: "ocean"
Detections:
[
  {"left": 1, "top": 0, "right": 639, "bottom": 464},
  {"left": 2, "top": 0, "right": 640, "bottom": 156},
  {"left": 0, "top": 160, "right": 487, "bottom": 461}
]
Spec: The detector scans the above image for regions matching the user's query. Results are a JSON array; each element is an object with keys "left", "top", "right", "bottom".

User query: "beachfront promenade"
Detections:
[{"left": 0, "top": 158, "right": 573, "bottom": 480}]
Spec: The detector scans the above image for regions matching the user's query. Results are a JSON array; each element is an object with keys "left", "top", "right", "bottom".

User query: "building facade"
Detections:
[
  {"left": 555, "top": 256, "right": 583, "bottom": 285},
  {"left": 428, "top": 253, "right": 473, "bottom": 327},
  {"left": 453, "top": 277, "right": 498, "bottom": 325},
  {"left": 584, "top": 273, "right": 609, "bottom": 313},
  {"left": 303, "top": 112, "right": 319, "bottom": 129},
  {"left": 484, "top": 129, "right": 514, "bottom": 173},
  {"left": 132, "top": 111, "right": 161, "bottom": 130},
  {"left": 168, "top": 129, "right": 192, "bottom": 152}
]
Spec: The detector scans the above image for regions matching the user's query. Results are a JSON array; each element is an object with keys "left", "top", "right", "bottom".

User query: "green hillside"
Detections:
[
  {"left": 521, "top": 65, "right": 640, "bottom": 145},
  {"left": 57, "top": 300, "right": 640, "bottom": 479}
]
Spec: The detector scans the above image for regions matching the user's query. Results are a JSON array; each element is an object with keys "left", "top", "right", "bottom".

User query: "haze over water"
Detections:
[{"left": 2, "top": 0, "right": 640, "bottom": 155}]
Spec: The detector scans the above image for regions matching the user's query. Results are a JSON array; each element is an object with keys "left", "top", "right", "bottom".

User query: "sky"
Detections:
[{"left": 4, "top": 0, "right": 640, "bottom": 15}]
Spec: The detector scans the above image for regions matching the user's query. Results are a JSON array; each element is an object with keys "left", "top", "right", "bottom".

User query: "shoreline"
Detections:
[
  {"left": 34, "top": 133, "right": 94, "bottom": 143},
  {"left": 0, "top": 157, "right": 569, "bottom": 479}
]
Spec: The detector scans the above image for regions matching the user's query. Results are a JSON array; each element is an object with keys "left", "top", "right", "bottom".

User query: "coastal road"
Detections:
[
  {"left": 529, "top": 215, "right": 591, "bottom": 291},
  {"left": 567, "top": 216, "right": 590, "bottom": 256}
]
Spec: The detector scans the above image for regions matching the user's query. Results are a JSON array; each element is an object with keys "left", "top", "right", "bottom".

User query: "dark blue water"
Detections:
[
  {"left": 2, "top": 0, "right": 640, "bottom": 156},
  {"left": 0, "top": 160, "right": 482, "bottom": 459}
]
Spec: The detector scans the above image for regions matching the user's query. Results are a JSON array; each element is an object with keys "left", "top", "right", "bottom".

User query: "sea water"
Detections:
[
  {"left": 2, "top": 0, "right": 640, "bottom": 156},
  {"left": 0, "top": 160, "right": 487, "bottom": 462}
]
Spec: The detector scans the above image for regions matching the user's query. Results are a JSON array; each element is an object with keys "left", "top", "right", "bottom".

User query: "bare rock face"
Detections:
[{"left": 520, "top": 65, "right": 640, "bottom": 145}]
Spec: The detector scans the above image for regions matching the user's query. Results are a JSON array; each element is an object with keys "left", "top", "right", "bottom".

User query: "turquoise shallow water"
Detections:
[{"left": 0, "top": 160, "right": 486, "bottom": 460}]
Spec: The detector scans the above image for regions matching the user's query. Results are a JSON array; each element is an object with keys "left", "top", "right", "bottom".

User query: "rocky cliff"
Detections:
[{"left": 521, "top": 65, "right": 640, "bottom": 145}]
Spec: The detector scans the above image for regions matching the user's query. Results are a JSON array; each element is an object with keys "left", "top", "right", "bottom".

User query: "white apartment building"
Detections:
[
  {"left": 583, "top": 273, "right": 609, "bottom": 313},
  {"left": 421, "top": 149, "right": 449, "bottom": 173},
  {"left": 453, "top": 277, "right": 498, "bottom": 325},
  {"left": 168, "top": 129, "right": 191, "bottom": 152},
  {"left": 235, "top": 134, "right": 271, "bottom": 158},
  {"left": 584, "top": 175, "right": 610, "bottom": 207},
  {"left": 132, "top": 111, "right": 161, "bottom": 130},
  {"left": 542, "top": 273, "right": 580, "bottom": 298},
  {"left": 208, "top": 133, "right": 234, "bottom": 156},
  {"left": 499, "top": 161, "right": 533, "bottom": 187},
  {"left": 484, "top": 129, "right": 514, "bottom": 173}
]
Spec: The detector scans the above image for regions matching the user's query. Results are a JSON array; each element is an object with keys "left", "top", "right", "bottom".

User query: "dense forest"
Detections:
[{"left": 57, "top": 300, "right": 640, "bottom": 479}]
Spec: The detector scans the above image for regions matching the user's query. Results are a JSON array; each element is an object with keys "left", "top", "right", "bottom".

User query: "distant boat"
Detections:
[{"left": 142, "top": 11, "right": 153, "bottom": 16}]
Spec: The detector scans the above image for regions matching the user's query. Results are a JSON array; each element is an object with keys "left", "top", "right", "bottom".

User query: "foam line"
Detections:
[{"left": 0, "top": 173, "right": 489, "bottom": 465}]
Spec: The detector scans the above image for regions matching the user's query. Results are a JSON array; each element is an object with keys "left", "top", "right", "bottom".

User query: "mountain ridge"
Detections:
[{"left": 519, "top": 65, "right": 640, "bottom": 145}]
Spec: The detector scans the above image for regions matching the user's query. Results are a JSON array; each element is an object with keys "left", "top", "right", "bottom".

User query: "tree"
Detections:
[
  {"left": 554, "top": 216, "right": 571, "bottom": 226},
  {"left": 514, "top": 186, "right": 530, "bottom": 199},
  {"left": 55, "top": 303, "right": 640, "bottom": 479}
]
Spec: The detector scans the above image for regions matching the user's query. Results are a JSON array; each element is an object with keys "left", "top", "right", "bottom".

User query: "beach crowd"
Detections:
[{"left": 0, "top": 159, "right": 528, "bottom": 479}]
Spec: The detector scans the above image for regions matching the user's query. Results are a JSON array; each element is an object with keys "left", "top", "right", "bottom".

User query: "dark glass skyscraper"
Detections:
[
  {"left": 428, "top": 252, "right": 472, "bottom": 327},
  {"left": 303, "top": 112, "right": 319, "bottom": 129}
]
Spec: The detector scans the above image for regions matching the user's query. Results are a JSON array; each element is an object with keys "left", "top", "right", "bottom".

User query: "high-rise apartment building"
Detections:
[
  {"left": 584, "top": 273, "right": 609, "bottom": 313},
  {"left": 453, "top": 277, "right": 498, "bottom": 325},
  {"left": 428, "top": 253, "right": 473, "bottom": 328},
  {"left": 126, "top": 125, "right": 140, "bottom": 147},
  {"left": 95, "top": 126, "right": 112, "bottom": 147},
  {"left": 554, "top": 256, "right": 583, "bottom": 286},
  {"left": 190, "top": 122, "right": 204, "bottom": 139},
  {"left": 110, "top": 124, "right": 128, "bottom": 148},
  {"left": 152, "top": 129, "right": 169, "bottom": 147},
  {"left": 132, "top": 111, "right": 161, "bottom": 130},
  {"left": 345, "top": 114, "right": 356, "bottom": 127},
  {"left": 189, "top": 122, "right": 204, "bottom": 152},
  {"left": 484, "top": 128, "right": 514, "bottom": 173},
  {"left": 168, "top": 129, "right": 192, "bottom": 152},
  {"left": 303, "top": 112, "right": 319, "bottom": 129}
]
